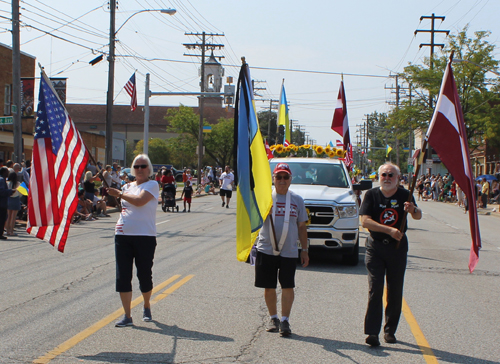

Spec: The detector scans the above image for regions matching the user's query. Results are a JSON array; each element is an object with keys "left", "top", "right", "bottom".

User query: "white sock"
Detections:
[
  {"left": 281, "top": 316, "right": 289, "bottom": 322},
  {"left": 270, "top": 314, "right": 278, "bottom": 319}
]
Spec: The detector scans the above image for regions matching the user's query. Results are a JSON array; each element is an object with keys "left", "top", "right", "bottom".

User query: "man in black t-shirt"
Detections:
[{"left": 359, "top": 162, "right": 422, "bottom": 347}]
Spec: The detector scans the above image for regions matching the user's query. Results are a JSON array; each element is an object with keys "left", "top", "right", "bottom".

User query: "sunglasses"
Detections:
[
  {"left": 133, "top": 164, "right": 148, "bottom": 169},
  {"left": 381, "top": 173, "right": 394, "bottom": 178},
  {"left": 275, "top": 175, "right": 290, "bottom": 180}
]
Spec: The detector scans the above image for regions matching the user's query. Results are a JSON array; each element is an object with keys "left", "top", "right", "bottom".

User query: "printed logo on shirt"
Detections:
[
  {"left": 274, "top": 202, "right": 299, "bottom": 217},
  {"left": 380, "top": 208, "right": 398, "bottom": 226}
]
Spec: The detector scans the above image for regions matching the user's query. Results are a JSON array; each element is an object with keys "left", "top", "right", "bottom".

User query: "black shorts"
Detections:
[
  {"left": 115, "top": 235, "right": 157, "bottom": 293},
  {"left": 220, "top": 189, "right": 232, "bottom": 198},
  {"left": 255, "top": 251, "right": 297, "bottom": 289}
]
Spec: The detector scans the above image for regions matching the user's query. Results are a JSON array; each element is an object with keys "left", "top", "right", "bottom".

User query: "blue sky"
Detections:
[{"left": 0, "top": 0, "right": 498, "bottom": 147}]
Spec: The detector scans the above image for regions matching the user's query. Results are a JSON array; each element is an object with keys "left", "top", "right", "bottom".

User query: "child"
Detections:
[{"left": 181, "top": 180, "right": 193, "bottom": 212}]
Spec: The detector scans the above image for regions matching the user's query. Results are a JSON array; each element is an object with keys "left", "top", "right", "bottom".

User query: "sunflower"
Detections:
[
  {"left": 285, "top": 146, "right": 292, "bottom": 153},
  {"left": 328, "top": 150, "right": 336, "bottom": 158},
  {"left": 302, "top": 144, "right": 311, "bottom": 149},
  {"left": 324, "top": 146, "right": 331, "bottom": 154},
  {"left": 293, "top": 145, "right": 299, "bottom": 152},
  {"left": 315, "top": 145, "right": 324, "bottom": 155},
  {"left": 336, "top": 149, "right": 344, "bottom": 157},
  {"left": 269, "top": 145, "right": 276, "bottom": 151},
  {"left": 275, "top": 145, "right": 284, "bottom": 154}
]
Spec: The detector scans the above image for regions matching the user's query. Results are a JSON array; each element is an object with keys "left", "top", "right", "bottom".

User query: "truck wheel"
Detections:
[{"left": 342, "top": 237, "right": 359, "bottom": 266}]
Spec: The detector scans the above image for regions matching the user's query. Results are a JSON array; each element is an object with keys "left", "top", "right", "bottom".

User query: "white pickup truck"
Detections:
[{"left": 269, "top": 157, "right": 372, "bottom": 265}]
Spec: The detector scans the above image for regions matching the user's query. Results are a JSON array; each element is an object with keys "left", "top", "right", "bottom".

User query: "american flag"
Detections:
[
  {"left": 124, "top": 72, "right": 137, "bottom": 111},
  {"left": 27, "top": 72, "right": 89, "bottom": 252},
  {"left": 336, "top": 139, "right": 343, "bottom": 147}
]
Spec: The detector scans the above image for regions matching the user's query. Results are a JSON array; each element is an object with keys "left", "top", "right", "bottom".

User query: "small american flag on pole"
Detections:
[
  {"left": 124, "top": 72, "right": 137, "bottom": 111},
  {"left": 27, "top": 71, "right": 89, "bottom": 252}
]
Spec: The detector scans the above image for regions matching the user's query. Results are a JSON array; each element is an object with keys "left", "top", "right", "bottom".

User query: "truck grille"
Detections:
[{"left": 306, "top": 205, "right": 335, "bottom": 225}]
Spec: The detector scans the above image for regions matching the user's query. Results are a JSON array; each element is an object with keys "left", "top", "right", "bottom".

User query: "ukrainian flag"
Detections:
[
  {"left": 17, "top": 181, "right": 29, "bottom": 196},
  {"left": 386, "top": 144, "right": 393, "bottom": 157},
  {"left": 234, "top": 61, "right": 273, "bottom": 262},
  {"left": 278, "top": 80, "right": 290, "bottom": 143}
]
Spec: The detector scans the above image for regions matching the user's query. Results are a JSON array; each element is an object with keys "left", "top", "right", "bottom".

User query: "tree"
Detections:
[
  {"left": 393, "top": 26, "right": 500, "bottom": 152},
  {"left": 204, "top": 117, "right": 234, "bottom": 167},
  {"left": 133, "top": 138, "right": 170, "bottom": 164},
  {"left": 257, "top": 110, "right": 278, "bottom": 145},
  {"left": 165, "top": 105, "right": 234, "bottom": 168}
]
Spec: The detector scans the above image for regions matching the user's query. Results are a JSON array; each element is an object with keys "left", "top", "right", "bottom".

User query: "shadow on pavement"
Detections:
[
  {"left": 78, "top": 322, "right": 234, "bottom": 363},
  {"left": 289, "top": 334, "right": 499, "bottom": 364}
]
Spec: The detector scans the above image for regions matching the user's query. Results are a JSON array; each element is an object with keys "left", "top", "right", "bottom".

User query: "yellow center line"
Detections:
[
  {"left": 402, "top": 298, "right": 439, "bottom": 364},
  {"left": 151, "top": 275, "right": 194, "bottom": 304},
  {"left": 33, "top": 274, "right": 191, "bottom": 364}
]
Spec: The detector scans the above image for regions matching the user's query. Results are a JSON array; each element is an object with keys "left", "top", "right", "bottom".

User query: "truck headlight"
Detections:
[{"left": 337, "top": 205, "right": 357, "bottom": 218}]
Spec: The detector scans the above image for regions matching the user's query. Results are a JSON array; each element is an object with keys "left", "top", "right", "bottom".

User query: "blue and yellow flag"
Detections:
[
  {"left": 386, "top": 144, "right": 393, "bottom": 157},
  {"left": 278, "top": 80, "right": 290, "bottom": 144},
  {"left": 233, "top": 61, "right": 273, "bottom": 262},
  {"left": 17, "top": 181, "right": 29, "bottom": 196}
]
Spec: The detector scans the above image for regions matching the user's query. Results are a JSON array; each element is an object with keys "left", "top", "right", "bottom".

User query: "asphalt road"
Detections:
[{"left": 1, "top": 193, "right": 499, "bottom": 363}]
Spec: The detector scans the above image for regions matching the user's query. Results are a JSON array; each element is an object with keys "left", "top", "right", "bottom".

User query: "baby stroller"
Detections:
[{"left": 162, "top": 183, "right": 179, "bottom": 212}]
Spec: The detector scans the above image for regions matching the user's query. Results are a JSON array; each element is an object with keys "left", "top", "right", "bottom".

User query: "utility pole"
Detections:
[
  {"left": 252, "top": 80, "right": 266, "bottom": 98},
  {"left": 105, "top": 0, "right": 116, "bottom": 166},
  {"left": 12, "top": 0, "right": 22, "bottom": 162},
  {"left": 385, "top": 75, "right": 410, "bottom": 166},
  {"left": 415, "top": 14, "right": 449, "bottom": 175},
  {"left": 183, "top": 32, "right": 224, "bottom": 185}
]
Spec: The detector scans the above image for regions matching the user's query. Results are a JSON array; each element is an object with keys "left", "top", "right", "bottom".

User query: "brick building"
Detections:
[{"left": 0, "top": 42, "right": 36, "bottom": 161}]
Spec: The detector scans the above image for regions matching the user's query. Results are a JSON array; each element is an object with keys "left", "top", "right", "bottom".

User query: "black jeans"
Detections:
[
  {"left": 0, "top": 207, "right": 6, "bottom": 237},
  {"left": 364, "top": 236, "right": 408, "bottom": 336}
]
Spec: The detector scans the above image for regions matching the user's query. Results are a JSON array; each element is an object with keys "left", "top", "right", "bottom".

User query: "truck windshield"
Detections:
[{"left": 270, "top": 162, "right": 349, "bottom": 188}]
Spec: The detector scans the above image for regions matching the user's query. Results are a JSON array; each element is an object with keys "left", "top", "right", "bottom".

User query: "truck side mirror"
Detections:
[{"left": 353, "top": 179, "right": 372, "bottom": 191}]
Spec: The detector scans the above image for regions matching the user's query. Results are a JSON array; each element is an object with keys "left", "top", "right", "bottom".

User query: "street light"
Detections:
[
  {"left": 105, "top": 4, "right": 176, "bottom": 166},
  {"left": 452, "top": 58, "right": 500, "bottom": 77}
]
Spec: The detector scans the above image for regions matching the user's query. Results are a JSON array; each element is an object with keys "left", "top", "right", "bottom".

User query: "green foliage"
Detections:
[
  {"left": 133, "top": 138, "right": 170, "bottom": 164},
  {"left": 257, "top": 110, "right": 278, "bottom": 145},
  {"left": 394, "top": 26, "right": 500, "bottom": 152},
  {"left": 164, "top": 105, "right": 234, "bottom": 168},
  {"left": 125, "top": 140, "right": 136, "bottom": 167}
]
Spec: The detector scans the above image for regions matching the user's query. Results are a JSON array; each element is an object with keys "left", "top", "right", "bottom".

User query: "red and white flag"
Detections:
[
  {"left": 331, "top": 81, "right": 351, "bottom": 150},
  {"left": 426, "top": 60, "right": 481, "bottom": 272},
  {"left": 27, "top": 71, "right": 89, "bottom": 252},
  {"left": 344, "top": 144, "right": 353, "bottom": 169},
  {"left": 336, "top": 139, "right": 343, "bottom": 147},
  {"left": 283, "top": 139, "right": 290, "bottom": 147},
  {"left": 265, "top": 139, "right": 274, "bottom": 160},
  {"left": 124, "top": 72, "right": 137, "bottom": 111}
]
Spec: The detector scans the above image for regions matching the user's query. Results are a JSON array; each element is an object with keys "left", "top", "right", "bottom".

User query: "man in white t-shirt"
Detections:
[{"left": 219, "top": 165, "right": 234, "bottom": 209}]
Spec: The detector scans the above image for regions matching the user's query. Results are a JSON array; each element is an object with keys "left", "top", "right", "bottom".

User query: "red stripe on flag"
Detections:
[{"left": 426, "top": 61, "right": 481, "bottom": 272}]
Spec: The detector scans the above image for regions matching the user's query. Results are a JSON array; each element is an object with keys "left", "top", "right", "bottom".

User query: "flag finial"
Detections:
[{"left": 241, "top": 57, "right": 246, "bottom": 65}]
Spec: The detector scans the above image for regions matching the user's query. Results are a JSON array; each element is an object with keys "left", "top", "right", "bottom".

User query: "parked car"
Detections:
[{"left": 269, "top": 157, "right": 372, "bottom": 265}]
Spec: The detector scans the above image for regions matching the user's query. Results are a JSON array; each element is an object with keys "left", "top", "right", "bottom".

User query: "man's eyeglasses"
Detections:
[
  {"left": 381, "top": 173, "right": 394, "bottom": 178},
  {"left": 133, "top": 164, "right": 148, "bottom": 169},
  {"left": 274, "top": 175, "right": 290, "bottom": 180}
]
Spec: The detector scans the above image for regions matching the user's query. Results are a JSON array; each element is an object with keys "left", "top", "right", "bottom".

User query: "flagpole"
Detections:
[{"left": 396, "top": 139, "right": 428, "bottom": 249}]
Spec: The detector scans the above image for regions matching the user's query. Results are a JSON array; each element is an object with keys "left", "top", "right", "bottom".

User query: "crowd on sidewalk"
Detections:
[{"left": 412, "top": 172, "right": 499, "bottom": 213}]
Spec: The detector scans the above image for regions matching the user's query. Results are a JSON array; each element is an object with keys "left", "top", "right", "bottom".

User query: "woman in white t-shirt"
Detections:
[{"left": 107, "top": 154, "right": 160, "bottom": 327}]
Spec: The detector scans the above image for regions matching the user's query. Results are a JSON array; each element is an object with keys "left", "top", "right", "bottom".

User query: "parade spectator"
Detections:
[
  {"left": 181, "top": 180, "right": 194, "bottom": 212},
  {"left": 456, "top": 183, "right": 464, "bottom": 208},
  {"left": 416, "top": 178, "right": 424, "bottom": 201},
  {"left": 490, "top": 180, "right": 499, "bottom": 203},
  {"left": 83, "top": 171, "right": 98, "bottom": 202},
  {"left": 360, "top": 162, "right": 421, "bottom": 346},
  {"left": 107, "top": 154, "right": 159, "bottom": 327},
  {"left": 204, "top": 182, "right": 216, "bottom": 195},
  {"left": 77, "top": 189, "right": 95, "bottom": 220},
  {"left": 161, "top": 169, "right": 176, "bottom": 209},
  {"left": 93, "top": 189, "right": 110, "bottom": 217},
  {"left": 6, "top": 171, "right": 21, "bottom": 236},
  {"left": 481, "top": 178, "right": 489, "bottom": 209},
  {"left": 0, "top": 167, "right": 12, "bottom": 239},
  {"left": 495, "top": 162, "right": 500, "bottom": 181},
  {"left": 219, "top": 165, "right": 234, "bottom": 208},
  {"left": 255, "top": 163, "right": 309, "bottom": 337}
]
